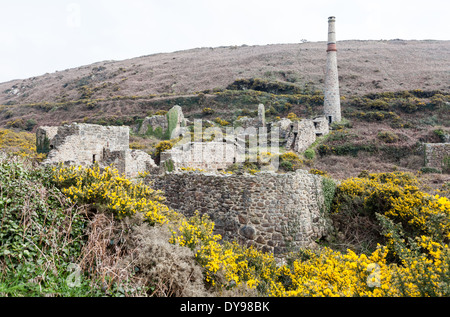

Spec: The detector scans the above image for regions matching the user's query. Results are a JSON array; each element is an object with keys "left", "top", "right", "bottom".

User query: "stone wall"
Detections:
[
  {"left": 153, "top": 169, "right": 331, "bottom": 256},
  {"left": 138, "top": 115, "right": 168, "bottom": 137},
  {"left": 36, "top": 126, "right": 58, "bottom": 154},
  {"left": 160, "top": 141, "right": 242, "bottom": 172},
  {"left": 137, "top": 105, "right": 187, "bottom": 139},
  {"left": 425, "top": 143, "right": 450, "bottom": 172},
  {"left": 313, "top": 117, "right": 330, "bottom": 136},
  {"left": 42, "top": 123, "right": 129, "bottom": 166},
  {"left": 234, "top": 104, "right": 266, "bottom": 130},
  {"left": 285, "top": 120, "right": 317, "bottom": 153}
]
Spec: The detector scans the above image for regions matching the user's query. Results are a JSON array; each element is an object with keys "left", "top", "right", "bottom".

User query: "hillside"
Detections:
[
  {"left": 1, "top": 40, "right": 449, "bottom": 106},
  {"left": 0, "top": 40, "right": 448, "bottom": 186},
  {"left": 0, "top": 40, "right": 450, "bottom": 299}
]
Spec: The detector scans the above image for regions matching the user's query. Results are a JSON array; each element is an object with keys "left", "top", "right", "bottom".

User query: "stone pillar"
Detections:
[
  {"left": 258, "top": 104, "right": 266, "bottom": 128},
  {"left": 323, "top": 16, "right": 342, "bottom": 124}
]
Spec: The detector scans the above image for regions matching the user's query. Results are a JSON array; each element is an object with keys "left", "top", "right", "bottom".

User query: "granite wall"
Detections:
[{"left": 153, "top": 169, "right": 331, "bottom": 256}]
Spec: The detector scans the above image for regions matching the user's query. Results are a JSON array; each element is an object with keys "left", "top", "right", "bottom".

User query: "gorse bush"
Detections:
[
  {"left": 169, "top": 212, "right": 277, "bottom": 292},
  {"left": 278, "top": 152, "right": 303, "bottom": 172},
  {"left": 377, "top": 131, "right": 399, "bottom": 144},
  {"left": 52, "top": 164, "right": 170, "bottom": 225},
  {"left": 333, "top": 172, "right": 450, "bottom": 244},
  {"left": 168, "top": 170, "right": 450, "bottom": 296},
  {"left": 214, "top": 117, "right": 230, "bottom": 126},
  {"left": 0, "top": 129, "right": 46, "bottom": 162}
]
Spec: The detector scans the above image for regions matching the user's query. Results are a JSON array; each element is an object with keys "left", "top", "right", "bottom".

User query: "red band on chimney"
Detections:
[{"left": 327, "top": 44, "right": 337, "bottom": 52}]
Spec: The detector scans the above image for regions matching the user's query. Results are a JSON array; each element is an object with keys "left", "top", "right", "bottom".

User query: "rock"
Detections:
[{"left": 239, "top": 225, "right": 256, "bottom": 240}]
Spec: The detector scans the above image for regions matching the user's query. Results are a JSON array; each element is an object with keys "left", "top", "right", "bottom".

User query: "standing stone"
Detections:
[
  {"left": 167, "top": 105, "right": 187, "bottom": 139},
  {"left": 258, "top": 104, "right": 266, "bottom": 128}
]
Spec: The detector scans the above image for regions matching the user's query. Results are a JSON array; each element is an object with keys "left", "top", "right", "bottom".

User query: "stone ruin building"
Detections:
[
  {"left": 156, "top": 103, "right": 331, "bottom": 172},
  {"left": 136, "top": 105, "right": 187, "bottom": 138},
  {"left": 36, "top": 123, "right": 156, "bottom": 178}
]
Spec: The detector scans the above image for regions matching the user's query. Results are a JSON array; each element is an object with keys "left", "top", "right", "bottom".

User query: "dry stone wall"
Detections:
[
  {"left": 153, "top": 169, "right": 331, "bottom": 256},
  {"left": 425, "top": 143, "right": 450, "bottom": 172}
]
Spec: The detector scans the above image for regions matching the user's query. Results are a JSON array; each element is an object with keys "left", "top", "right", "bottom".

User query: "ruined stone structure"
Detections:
[
  {"left": 138, "top": 114, "right": 168, "bottom": 136},
  {"left": 153, "top": 169, "right": 331, "bottom": 255},
  {"left": 424, "top": 143, "right": 450, "bottom": 172},
  {"left": 136, "top": 105, "right": 187, "bottom": 139},
  {"left": 312, "top": 117, "right": 330, "bottom": 136},
  {"left": 36, "top": 123, "right": 156, "bottom": 178},
  {"left": 158, "top": 110, "right": 330, "bottom": 172},
  {"left": 285, "top": 120, "right": 317, "bottom": 153},
  {"left": 235, "top": 104, "right": 266, "bottom": 130},
  {"left": 271, "top": 116, "right": 329, "bottom": 153},
  {"left": 323, "top": 16, "right": 342, "bottom": 124},
  {"left": 160, "top": 140, "right": 244, "bottom": 172}
]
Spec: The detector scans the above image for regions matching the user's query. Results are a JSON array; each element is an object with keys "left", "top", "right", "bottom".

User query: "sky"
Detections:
[{"left": 0, "top": 0, "right": 448, "bottom": 83}]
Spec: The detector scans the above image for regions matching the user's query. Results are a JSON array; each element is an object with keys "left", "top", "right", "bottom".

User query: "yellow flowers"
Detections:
[
  {"left": 269, "top": 247, "right": 390, "bottom": 297},
  {"left": 169, "top": 212, "right": 277, "bottom": 290},
  {"left": 334, "top": 171, "right": 450, "bottom": 241},
  {"left": 330, "top": 171, "right": 450, "bottom": 297},
  {"left": 0, "top": 128, "right": 46, "bottom": 161},
  {"left": 180, "top": 167, "right": 206, "bottom": 173},
  {"left": 214, "top": 117, "right": 230, "bottom": 126},
  {"left": 52, "top": 164, "right": 170, "bottom": 224}
]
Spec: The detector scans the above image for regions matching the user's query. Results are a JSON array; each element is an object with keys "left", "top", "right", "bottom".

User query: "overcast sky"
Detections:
[{"left": 0, "top": 0, "right": 448, "bottom": 83}]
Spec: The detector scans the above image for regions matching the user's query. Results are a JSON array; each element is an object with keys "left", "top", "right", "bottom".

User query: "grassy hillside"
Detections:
[{"left": 1, "top": 40, "right": 449, "bottom": 106}]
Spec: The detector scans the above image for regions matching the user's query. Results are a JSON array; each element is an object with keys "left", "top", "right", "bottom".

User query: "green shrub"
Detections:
[
  {"left": 304, "top": 149, "right": 316, "bottom": 160},
  {"left": 377, "top": 131, "right": 399, "bottom": 144},
  {"left": 330, "top": 118, "right": 352, "bottom": 129},
  {"left": 317, "top": 143, "right": 376, "bottom": 157},
  {"left": 433, "top": 129, "right": 447, "bottom": 143},
  {"left": 420, "top": 167, "right": 442, "bottom": 174},
  {"left": 279, "top": 152, "right": 303, "bottom": 172},
  {"left": 227, "top": 78, "right": 303, "bottom": 95},
  {"left": 0, "top": 158, "right": 96, "bottom": 296},
  {"left": 368, "top": 99, "right": 390, "bottom": 111},
  {"left": 280, "top": 160, "right": 294, "bottom": 171},
  {"left": 25, "top": 119, "right": 37, "bottom": 131},
  {"left": 321, "top": 177, "right": 337, "bottom": 214}
]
